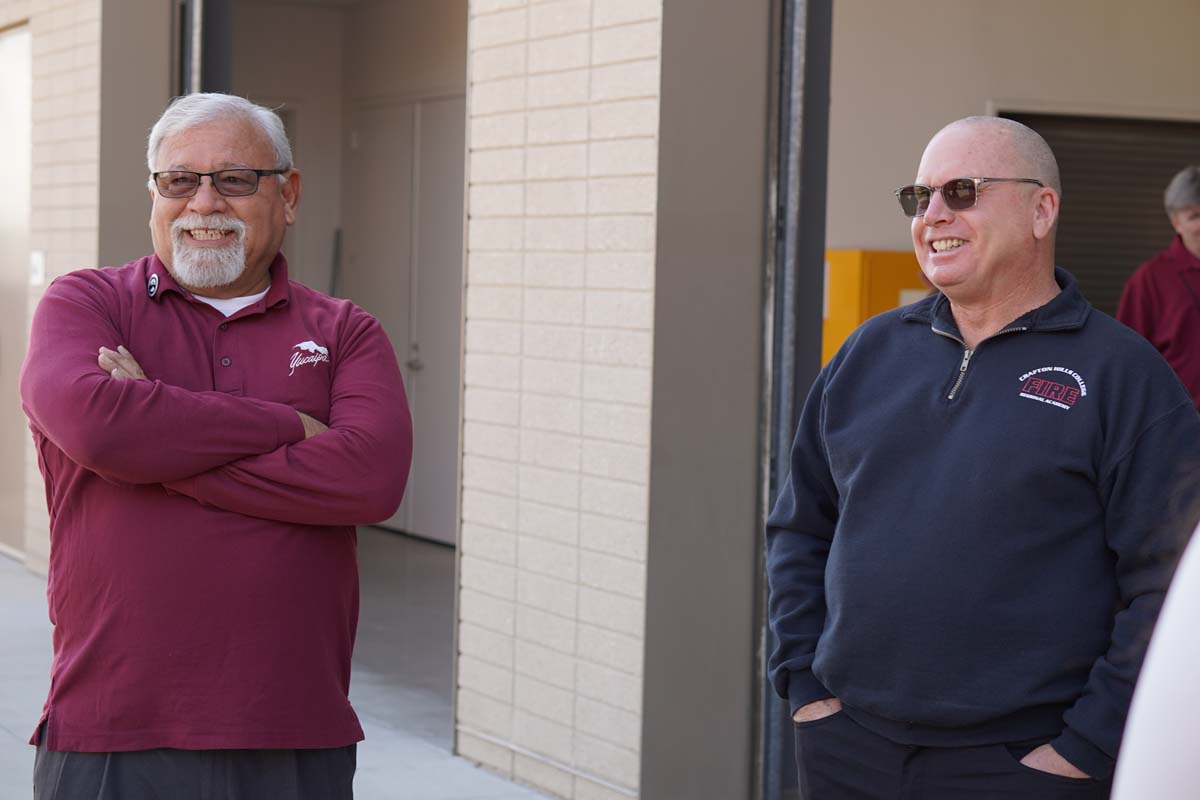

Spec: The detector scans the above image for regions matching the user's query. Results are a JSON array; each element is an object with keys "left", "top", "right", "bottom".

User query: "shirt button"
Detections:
[
  {"left": 219, "top": 323, "right": 229, "bottom": 331},
  {"left": 221, "top": 357, "right": 232, "bottom": 367}
]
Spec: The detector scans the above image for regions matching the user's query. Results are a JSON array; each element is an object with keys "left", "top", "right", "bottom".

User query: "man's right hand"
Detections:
[
  {"left": 98, "top": 345, "right": 147, "bottom": 381},
  {"left": 793, "top": 697, "right": 842, "bottom": 723},
  {"left": 297, "top": 412, "right": 328, "bottom": 439}
]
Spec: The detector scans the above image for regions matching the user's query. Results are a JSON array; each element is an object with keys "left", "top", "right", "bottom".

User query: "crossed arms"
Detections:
[{"left": 20, "top": 272, "right": 413, "bottom": 527}]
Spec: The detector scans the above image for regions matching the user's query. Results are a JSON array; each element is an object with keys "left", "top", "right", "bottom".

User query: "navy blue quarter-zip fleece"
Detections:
[{"left": 767, "top": 268, "right": 1200, "bottom": 779}]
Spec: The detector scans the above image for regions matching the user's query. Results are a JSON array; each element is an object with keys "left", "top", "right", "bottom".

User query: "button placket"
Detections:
[{"left": 212, "top": 318, "right": 242, "bottom": 393}]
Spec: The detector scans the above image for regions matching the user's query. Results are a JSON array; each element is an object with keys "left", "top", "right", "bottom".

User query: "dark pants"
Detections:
[
  {"left": 33, "top": 736, "right": 356, "bottom": 800},
  {"left": 793, "top": 711, "right": 1112, "bottom": 800}
]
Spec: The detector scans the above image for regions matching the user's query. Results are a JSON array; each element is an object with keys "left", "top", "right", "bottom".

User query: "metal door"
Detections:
[{"left": 343, "top": 97, "right": 465, "bottom": 545}]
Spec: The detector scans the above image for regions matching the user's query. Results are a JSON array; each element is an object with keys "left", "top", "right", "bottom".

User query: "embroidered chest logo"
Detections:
[
  {"left": 1018, "top": 366, "right": 1087, "bottom": 410},
  {"left": 290, "top": 340, "right": 330, "bottom": 376}
]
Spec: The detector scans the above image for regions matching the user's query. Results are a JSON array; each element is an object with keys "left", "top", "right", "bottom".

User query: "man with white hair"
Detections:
[
  {"left": 19, "top": 93, "right": 412, "bottom": 797},
  {"left": 1117, "top": 165, "right": 1200, "bottom": 408},
  {"left": 767, "top": 117, "right": 1200, "bottom": 798}
]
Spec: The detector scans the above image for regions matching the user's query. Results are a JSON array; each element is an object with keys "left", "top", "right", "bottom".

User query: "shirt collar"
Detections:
[
  {"left": 144, "top": 252, "right": 292, "bottom": 311},
  {"left": 1167, "top": 235, "right": 1200, "bottom": 271}
]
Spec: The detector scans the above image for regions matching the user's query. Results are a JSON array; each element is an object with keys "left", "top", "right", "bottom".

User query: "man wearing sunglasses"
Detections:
[
  {"left": 1117, "top": 165, "right": 1200, "bottom": 410},
  {"left": 19, "top": 93, "right": 412, "bottom": 798},
  {"left": 767, "top": 116, "right": 1200, "bottom": 799}
]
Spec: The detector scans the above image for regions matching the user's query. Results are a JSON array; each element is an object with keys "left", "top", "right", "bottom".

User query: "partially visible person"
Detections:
[
  {"left": 1117, "top": 165, "right": 1200, "bottom": 407},
  {"left": 1112, "top": 520, "right": 1200, "bottom": 799}
]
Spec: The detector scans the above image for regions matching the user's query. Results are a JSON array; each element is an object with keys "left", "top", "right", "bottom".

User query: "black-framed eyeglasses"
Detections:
[
  {"left": 151, "top": 168, "right": 290, "bottom": 199},
  {"left": 894, "top": 177, "right": 1045, "bottom": 218}
]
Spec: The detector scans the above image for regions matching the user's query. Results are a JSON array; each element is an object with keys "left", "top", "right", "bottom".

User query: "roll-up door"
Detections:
[{"left": 1003, "top": 112, "right": 1200, "bottom": 317}]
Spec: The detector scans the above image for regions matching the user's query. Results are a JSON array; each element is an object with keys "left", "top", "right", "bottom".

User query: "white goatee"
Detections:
[{"left": 169, "top": 214, "right": 248, "bottom": 289}]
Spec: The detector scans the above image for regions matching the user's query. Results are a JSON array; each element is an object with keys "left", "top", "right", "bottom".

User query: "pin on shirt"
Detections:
[{"left": 147, "top": 274, "right": 160, "bottom": 298}]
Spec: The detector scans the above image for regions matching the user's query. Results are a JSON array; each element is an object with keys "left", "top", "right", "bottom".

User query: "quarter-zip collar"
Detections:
[{"left": 900, "top": 266, "right": 1091, "bottom": 340}]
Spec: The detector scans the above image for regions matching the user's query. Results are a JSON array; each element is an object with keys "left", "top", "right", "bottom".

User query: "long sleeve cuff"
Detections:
[
  {"left": 1051, "top": 726, "right": 1114, "bottom": 780},
  {"left": 787, "top": 670, "right": 833, "bottom": 716}
]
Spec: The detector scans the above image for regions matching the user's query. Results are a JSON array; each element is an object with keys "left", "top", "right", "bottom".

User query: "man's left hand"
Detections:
[
  {"left": 98, "top": 346, "right": 147, "bottom": 381},
  {"left": 1019, "top": 744, "right": 1090, "bottom": 778}
]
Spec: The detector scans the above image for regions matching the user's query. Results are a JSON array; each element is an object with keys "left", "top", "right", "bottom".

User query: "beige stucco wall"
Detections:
[
  {"left": 232, "top": 1, "right": 345, "bottom": 293},
  {"left": 96, "top": 0, "right": 170, "bottom": 268},
  {"left": 344, "top": 0, "right": 468, "bottom": 101},
  {"left": 230, "top": 0, "right": 467, "bottom": 294},
  {"left": 457, "top": 1, "right": 661, "bottom": 798},
  {"left": 826, "top": 0, "right": 1200, "bottom": 251}
]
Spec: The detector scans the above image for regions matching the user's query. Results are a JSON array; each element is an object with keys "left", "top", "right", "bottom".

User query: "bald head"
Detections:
[
  {"left": 910, "top": 116, "right": 1062, "bottom": 313},
  {"left": 933, "top": 117, "right": 1061, "bottom": 195}
]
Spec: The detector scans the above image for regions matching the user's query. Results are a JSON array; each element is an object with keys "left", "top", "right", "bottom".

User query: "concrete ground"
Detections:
[{"left": 0, "top": 530, "right": 546, "bottom": 800}]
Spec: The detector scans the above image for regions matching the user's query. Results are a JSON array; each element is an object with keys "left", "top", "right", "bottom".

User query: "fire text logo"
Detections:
[{"left": 1018, "top": 366, "right": 1087, "bottom": 411}]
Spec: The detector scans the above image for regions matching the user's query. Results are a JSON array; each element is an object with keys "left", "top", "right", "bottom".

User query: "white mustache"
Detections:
[{"left": 171, "top": 214, "right": 246, "bottom": 244}]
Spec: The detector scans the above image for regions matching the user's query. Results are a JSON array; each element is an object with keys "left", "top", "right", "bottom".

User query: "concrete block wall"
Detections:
[
  {"left": 458, "top": 1, "right": 661, "bottom": 798},
  {"left": 0, "top": 0, "right": 102, "bottom": 574}
]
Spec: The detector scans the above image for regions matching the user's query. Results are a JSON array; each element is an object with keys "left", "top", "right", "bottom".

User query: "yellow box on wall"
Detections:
[{"left": 822, "top": 250, "right": 930, "bottom": 365}]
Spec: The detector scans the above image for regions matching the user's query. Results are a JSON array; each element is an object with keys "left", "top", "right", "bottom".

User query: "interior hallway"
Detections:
[{"left": 0, "top": 528, "right": 546, "bottom": 800}]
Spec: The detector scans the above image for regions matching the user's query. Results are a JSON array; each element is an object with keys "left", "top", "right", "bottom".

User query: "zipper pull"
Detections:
[{"left": 947, "top": 348, "right": 973, "bottom": 400}]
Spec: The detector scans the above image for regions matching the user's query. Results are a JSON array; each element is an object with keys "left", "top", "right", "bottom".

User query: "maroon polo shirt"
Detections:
[
  {"left": 1117, "top": 236, "right": 1200, "bottom": 408},
  {"left": 19, "top": 254, "right": 412, "bottom": 752}
]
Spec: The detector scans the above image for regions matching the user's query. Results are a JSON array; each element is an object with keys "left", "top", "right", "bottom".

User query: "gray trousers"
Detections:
[{"left": 33, "top": 731, "right": 356, "bottom": 800}]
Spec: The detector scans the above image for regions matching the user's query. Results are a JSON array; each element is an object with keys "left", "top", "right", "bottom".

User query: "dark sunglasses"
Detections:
[
  {"left": 894, "top": 177, "right": 1044, "bottom": 217},
  {"left": 152, "top": 168, "right": 290, "bottom": 199}
]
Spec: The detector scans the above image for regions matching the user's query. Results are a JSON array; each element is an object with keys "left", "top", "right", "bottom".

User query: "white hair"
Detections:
[
  {"left": 1165, "top": 166, "right": 1200, "bottom": 214},
  {"left": 146, "top": 93, "right": 293, "bottom": 174}
]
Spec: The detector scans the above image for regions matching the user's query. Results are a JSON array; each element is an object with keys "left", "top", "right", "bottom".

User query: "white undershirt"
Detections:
[{"left": 191, "top": 285, "right": 271, "bottom": 317}]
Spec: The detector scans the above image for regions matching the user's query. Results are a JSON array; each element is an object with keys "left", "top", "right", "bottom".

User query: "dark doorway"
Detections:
[{"left": 1004, "top": 112, "right": 1200, "bottom": 316}]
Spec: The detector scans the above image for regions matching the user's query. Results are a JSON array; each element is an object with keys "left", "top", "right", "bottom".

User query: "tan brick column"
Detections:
[
  {"left": 0, "top": 0, "right": 102, "bottom": 574},
  {"left": 457, "top": 2, "right": 661, "bottom": 798}
]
